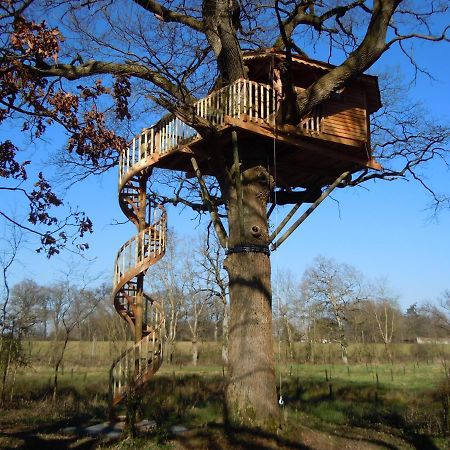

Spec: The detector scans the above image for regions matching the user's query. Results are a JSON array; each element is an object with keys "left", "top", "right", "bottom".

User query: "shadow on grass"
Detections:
[
  {"left": 0, "top": 417, "right": 99, "bottom": 450},
  {"left": 0, "top": 393, "right": 107, "bottom": 450},
  {"left": 139, "top": 374, "right": 445, "bottom": 449},
  {"left": 0, "top": 431, "right": 97, "bottom": 450},
  {"left": 283, "top": 379, "right": 445, "bottom": 450},
  {"left": 171, "top": 423, "right": 312, "bottom": 450},
  {"left": 2, "top": 373, "right": 447, "bottom": 449}
]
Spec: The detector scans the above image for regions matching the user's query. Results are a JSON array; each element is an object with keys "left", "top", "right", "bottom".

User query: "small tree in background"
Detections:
[
  {"left": 0, "top": 226, "right": 26, "bottom": 404},
  {"left": 301, "top": 256, "right": 364, "bottom": 364}
]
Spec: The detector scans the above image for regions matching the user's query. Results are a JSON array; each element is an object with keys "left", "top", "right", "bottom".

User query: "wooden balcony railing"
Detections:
[{"left": 119, "top": 79, "right": 322, "bottom": 184}]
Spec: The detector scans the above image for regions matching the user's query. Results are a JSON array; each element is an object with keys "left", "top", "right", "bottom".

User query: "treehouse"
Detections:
[
  {"left": 110, "top": 50, "right": 382, "bottom": 413},
  {"left": 119, "top": 49, "right": 382, "bottom": 193}
]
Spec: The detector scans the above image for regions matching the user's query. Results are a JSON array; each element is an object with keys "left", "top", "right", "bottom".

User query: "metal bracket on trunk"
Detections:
[{"left": 225, "top": 244, "right": 270, "bottom": 255}]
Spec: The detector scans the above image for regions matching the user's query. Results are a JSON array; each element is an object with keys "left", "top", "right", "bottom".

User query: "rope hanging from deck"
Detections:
[{"left": 269, "top": 54, "right": 285, "bottom": 410}]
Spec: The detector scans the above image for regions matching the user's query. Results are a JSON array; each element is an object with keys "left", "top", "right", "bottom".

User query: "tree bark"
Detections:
[
  {"left": 192, "top": 339, "right": 198, "bottom": 366},
  {"left": 221, "top": 295, "right": 229, "bottom": 367},
  {"left": 284, "top": 315, "right": 295, "bottom": 361},
  {"left": 223, "top": 163, "right": 279, "bottom": 427},
  {"left": 335, "top": 315, "right": 349, "bottom": 365},
  {"left": 203, "top": 0, "right": 246, "bottom": 86},
  {"left": 52, "top": 335, "right": 69, "bottom": 402}
]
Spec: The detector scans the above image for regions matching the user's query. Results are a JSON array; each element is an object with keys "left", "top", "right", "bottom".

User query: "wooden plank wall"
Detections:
[{"left": 322, "top": 86, "right": 368, "bottom": 142}]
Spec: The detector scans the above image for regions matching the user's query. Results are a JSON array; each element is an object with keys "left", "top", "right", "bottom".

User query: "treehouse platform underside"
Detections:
[{"left": 148, "top": 117, "right": 378, "bottom": 190}]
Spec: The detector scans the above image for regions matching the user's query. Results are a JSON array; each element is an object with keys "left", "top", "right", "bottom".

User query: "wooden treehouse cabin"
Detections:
[
  {"left": 119, "top": 49, "right": 381, "bottom": 192},
  {"left": 110, "top": 49, "right": 382, "bottom": 414}
]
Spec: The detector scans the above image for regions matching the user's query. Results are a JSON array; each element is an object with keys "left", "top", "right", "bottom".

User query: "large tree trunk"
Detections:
[{"left": 223, "top": 163, "right": 279, "bottom": 427}]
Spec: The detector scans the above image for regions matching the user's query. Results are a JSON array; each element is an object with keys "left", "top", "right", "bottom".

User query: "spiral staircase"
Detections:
[{"left": 109, "top": 141, "right": 167, "bottom": 413}]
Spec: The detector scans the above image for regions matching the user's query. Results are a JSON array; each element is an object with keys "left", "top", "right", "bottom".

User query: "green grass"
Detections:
[
  {"left": 3, "top": 341, "right": 450, "bottom": 449},
  {"left": 26, "top": 340, "right": 129, "bottom": 367},
  {"left": 278, "top": 362, "right": 444, "bottom": 391},
  {"left": 11, "top": 353, "right": 446, "bottom": 404},
  {"left": 308, "top": 401, "right": 347, "bottom": 424},
  {"left": 158, "top": 364, "right": 223, "bottom": 376},
  {"left": 3, "top": 360, "right": 450, "bottom": 449},
  {"left": 273, "top": 362, "right": 450, "bottom": 439},
  {"left": 25, "top": 340, "right": 450, "bottom": 368}
]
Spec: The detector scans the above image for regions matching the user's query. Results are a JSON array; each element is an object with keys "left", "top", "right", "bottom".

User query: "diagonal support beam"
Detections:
[
  {"left": 190, "top": 156, "right": 228, "bottom": 248},
  {"left": 269, "top": 202, "right": 302, "bottom": 243},
  {"left": 267, "top": 202, "right": 276, "bottom": 219},
  {"left": 269, "top": 183, "right": 323, "bottom": 242},
  {"left": 270, "top": 171, "right": 350, "bottom": 251}
]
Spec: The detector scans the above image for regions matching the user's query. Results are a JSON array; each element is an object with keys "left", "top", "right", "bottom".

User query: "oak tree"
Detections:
[{"left": 1, "top": 0, "right": 449, "bottom": 426}]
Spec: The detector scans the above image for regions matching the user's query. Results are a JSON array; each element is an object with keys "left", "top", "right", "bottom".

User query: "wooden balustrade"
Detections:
[
  {"left": 110, "top": 320, "right": 164, "bottom": 403},
  {"left": 113, "top": 206, "right": 166, "bottom": 289},
  {"left": 119, "top": 79, "right": 325, "bottom": 184},
  {"left": 112, "top": 182, "right": 166, "bottom": 406},
  {"left": 118, "top": 78, "right": 324, "bottom": 185}
]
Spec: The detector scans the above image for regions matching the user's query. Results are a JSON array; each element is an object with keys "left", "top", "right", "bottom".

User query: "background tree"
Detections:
[
  {"left": 403, "top": 303, "right": 424, "bottom": 342},
  {"left": 1, "top": 0, "right": 450, "bottom": 425},
  {"left": 301, "top": 256, "right": 364, "bottom": 364},
  {"left": 77, "top": 283, "right": 127, "bottom": 355},
  {"left": 0, "top": 227, "right": 21, "bottom": 337},
  {"left": 366, "top": 281, "right": 400, "bottom": 360},
  {"left": 421, "top": 291, "right": 450, "bottom": 336},
  {"left": 196, "top": 233, "right": 229, "bottom": 366},
  {"left": 149, "top": 231, "right": 186, "bottom": 364},
  {"left": 0, "top": 226, "right": 26, "bottom": 404},
  {"left": 183, "top": 287, "right": 210, "bottom": 367},
  {"left": 437, "top": 291, "right": 450, "bottom": 332},
  {"left": 273, "top": 270, "right": 301, "bottom": 361},
  {"left": 45, "top": 272, "right": 102, "bottom": 400},
  {"left": 10, "top": 279, "right": 45, "bottom": 344}
]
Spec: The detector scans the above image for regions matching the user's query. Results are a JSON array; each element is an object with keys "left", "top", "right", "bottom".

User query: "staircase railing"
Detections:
[
  {"left": 120, "top": 79, "right": 323, "bottom": 184},
  {"left": 111, "top": 137, "right": 167, "bottom": 410},
  {"left": 109, "top": 304, "right": 164, "bottom": 407},
  {"left": 113, "top": 207, "right": 166, "bottom": 292}
]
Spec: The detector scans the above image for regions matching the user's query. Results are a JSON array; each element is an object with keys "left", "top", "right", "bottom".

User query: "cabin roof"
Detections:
[{"left": 243, "top": 49, "right": 382, "bottom": 114}]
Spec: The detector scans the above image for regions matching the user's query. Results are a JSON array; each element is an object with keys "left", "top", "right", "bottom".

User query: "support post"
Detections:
[
  {"left": 135, "top": 175, "right": 147, "bottom": 344},
  {"left": 190, "top": 156, "right": 228, "bottom": 248},
  {"left": 271, "top": 171, "right": 350, "bottom": 251},
  {"left": 232, "top": 130, "right": 245, "bottom": 242}
]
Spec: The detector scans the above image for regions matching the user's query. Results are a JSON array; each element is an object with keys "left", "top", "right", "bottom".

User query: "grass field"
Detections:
[
  {"left": 24, "top": 340, "right": 450, "bottom": 367},
  {"left": 1, "top": 341, "right": 450, "bottom": 449}
]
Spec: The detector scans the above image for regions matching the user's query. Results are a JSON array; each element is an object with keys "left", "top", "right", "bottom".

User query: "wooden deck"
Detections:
[{"left": 119, "top": 79, "right": 380, "bottom": 191}]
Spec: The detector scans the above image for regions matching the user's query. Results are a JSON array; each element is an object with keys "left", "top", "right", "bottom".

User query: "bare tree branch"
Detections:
[{"left": 132, "top": 0, "right": 204, "bottom": 32}]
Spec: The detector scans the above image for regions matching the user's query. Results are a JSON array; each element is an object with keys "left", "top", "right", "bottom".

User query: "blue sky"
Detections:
[{"left": 1, "top": 29, "right": 449, "bottom": 310}]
